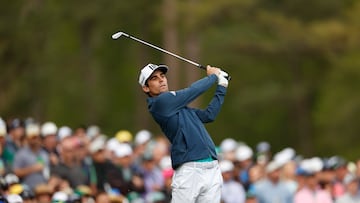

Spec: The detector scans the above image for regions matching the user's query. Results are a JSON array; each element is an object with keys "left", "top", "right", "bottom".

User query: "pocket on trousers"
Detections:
[{"left": 171, "top": 166, "right": 194, "bottom": 189}]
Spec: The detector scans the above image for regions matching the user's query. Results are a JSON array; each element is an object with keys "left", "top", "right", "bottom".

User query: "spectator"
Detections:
[
  {"left": 294, "top": 157, "right": 333, "bottom": 203},
  {"left": 115, "top": 130, "right": 133, "bottom": 144},
  {"left": 253, "top": 160, "right": 293, "bottom": 203},
  {"left": 57, "top": 126, "right": 72, "bottom": 143},
  {"left": 255, "top": 142, "right": 271, "bottom": 167},
  {"left": 235, "top": 144, "right": 254, "bottom": 190},
  {"left": 86, "top": 125, "right": 101, "bottom": 141},
  {"left": 331, "top": 156, "right": 348, "bottom": 199},
  {"left": 138, "top": 152, "right": 164, "bottom": 196},
  {"left": 219, "top": 138, "right": 238, "bottom": 163},
  {"left": 4, "top": 173, "right": 20, "bottom": 193},
  {"left": 247, "top": 164, "right": 265, "bottom": 195},
  {"left": 40, "top": 122, "right": 59, "bottom": 167},
  {"left": 20, "top": 188, "right": 35, "bottom": 203},
  {"left": 75, "top": 185, "right": 94, "bottom": 203},
  {"left": 13, "top": 123, "right": 49, "bottom": 190},
  {"left": 73, "top": 125, "right": 87, "bottom": 138},
  {"left": 34, "top": 184, "right": 53, "bottom": 203},
  {"left": 151, "top": 137, "right": 170, "bottom": 167},
  {"left": 106, "top": 143, "right": 145, "bottom": 197},
  {"left": 95, "top": 192, "right": 110, "bottom": 203},
  {"left": 89, "top": 136, "right": 113, "bottom": 192},
  {"left": 74, "top": 136, "right": 97, "bottom": 194},
  {"left": 51, "top": 136, "right": 88, "bottom": 188},
  {"left": 133, "top": 129, "right": 152, "bottom": 171},
  {"left": 274, "top": 148, "right": 298, "bottom": 195},
  {"left": 220, "top": 159, "right": 246, "bottom": 203},
  {"left": 3, "top": 118, "right": 25, "bottom": 172},
  {"left": 335, "top": 173, "right": 360, "bottom": 203}
]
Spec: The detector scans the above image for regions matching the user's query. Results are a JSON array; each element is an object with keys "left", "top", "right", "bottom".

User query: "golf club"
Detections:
[{"left": 112, "top": 31, "right": 231, "bottom": 80}]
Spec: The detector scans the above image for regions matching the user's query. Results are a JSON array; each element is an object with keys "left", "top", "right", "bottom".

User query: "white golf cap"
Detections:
[
  {"left": 6, "top": 194, "right": 23, "bottom": 203},
  {"left": 89, "top": 135, "right": 106, "bottom": 153},
  {"left": 219, "top": 160, "right": 234, "bottom": 173},
  {"left": 220, "top": 138, "right": 238, "bottom": 153},
  {"left": 159, "top": 155, "right": 172, "bottom": 170},
  {"left": 41, "top": 121, "right": 57, "bottom": 137},
  {"left": 58, "top": 126, "right": 72, "bottom": 140},
  {"left": 25, "top": 123, "right": 40, "bottom": 137},
  {"left": 135, "top": 129, "right": 152, "bottom": 146},
  {"left": 52, "top": 191, "right": 68, "bottom": 201},
  {"left": 114, "top": 143, "right": 133, "bottom": 158},
  {"left": 266, "top": 160, "right": 282, "bottom": 173},
  {"left": 106, "top": 137, "right": 120, "bottom": 152},
  {"left": 274, "top": 147, "right": 296, "bottom": 166},
  {"left": 5, "top": 173, "right": 19, "bottom": 185},
  {"left": 235, "top": 144, "right": 253, "bottom": 161},
  {"left": 299, "top": 157, "right": 324, "bottom": 175},
  {"left": 138, "top": 64, "right": 168, "bottom": 86},
  {"left": 87, "top": 125, "right": 100, "bottom": 139}
]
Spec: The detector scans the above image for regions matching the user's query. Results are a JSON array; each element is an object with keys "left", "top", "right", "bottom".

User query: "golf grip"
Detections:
[{"left": 199, "top": 65, "right": 231, "bottom": 81}]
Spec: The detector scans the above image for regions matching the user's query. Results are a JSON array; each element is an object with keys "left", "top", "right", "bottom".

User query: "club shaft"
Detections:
[
  {"left": 124, "top": 33, "right": 205, "bottom": 70},
  {"left": 112, "top": 31, "right": 231, "bottom": 80}
]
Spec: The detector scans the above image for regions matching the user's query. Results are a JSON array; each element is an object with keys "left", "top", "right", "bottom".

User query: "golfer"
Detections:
[{"left": 138, "top": 63, "right": 229, "bottom": 203}]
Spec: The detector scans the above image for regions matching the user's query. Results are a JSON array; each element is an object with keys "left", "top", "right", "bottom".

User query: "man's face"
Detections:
[
  {"left": 27, "top": 134, "right": 42, "bottom": 148},
  {"left": 142, "top": 70, "right": 168, "bottom": 97}
]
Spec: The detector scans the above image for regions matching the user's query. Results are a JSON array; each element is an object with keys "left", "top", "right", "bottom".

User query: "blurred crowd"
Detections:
[{"left": 0, "top": 117, "right": 359, "bottom": 203}]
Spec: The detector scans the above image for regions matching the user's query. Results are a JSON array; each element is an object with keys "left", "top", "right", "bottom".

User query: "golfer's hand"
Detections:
[
  {"left": 218, "top": 73, "right": 229, "bottom": 87},
  {"left": 206, "top": 65, "right": 220, "bottom": 76}
]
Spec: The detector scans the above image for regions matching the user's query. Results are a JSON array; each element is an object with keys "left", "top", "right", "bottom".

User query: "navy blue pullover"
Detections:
[{"left": 146, "top": 74, "right": 227, "bottom": 169}]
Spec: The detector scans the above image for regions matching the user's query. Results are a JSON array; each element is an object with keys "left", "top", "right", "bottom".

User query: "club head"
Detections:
[{"left": 111, "top": 32, "right": 129, "bottom": 40}]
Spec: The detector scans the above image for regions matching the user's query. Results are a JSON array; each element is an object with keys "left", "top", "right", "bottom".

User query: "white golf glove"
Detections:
[{"left": 217, "top": 70, "right": 229, "bottom": 87}]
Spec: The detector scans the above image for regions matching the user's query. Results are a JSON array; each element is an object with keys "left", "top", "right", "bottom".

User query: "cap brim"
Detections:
[
  {"left": 144, "top": 65, "right": 168, "bottom": 85},
  {"left": 155, "top": 65, "right": 168, "bottom": 74}
]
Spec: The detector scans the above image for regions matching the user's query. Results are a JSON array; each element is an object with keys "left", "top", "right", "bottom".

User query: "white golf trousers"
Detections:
[{"left": 171, "top": 160, "right": 223, "bottom": 203}]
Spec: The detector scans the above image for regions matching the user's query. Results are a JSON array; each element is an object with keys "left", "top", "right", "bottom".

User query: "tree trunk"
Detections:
[
  {"left": 184, "top": 0, "right": 201, "bottom": 107},
  {"left": 163, "top": 0, "right": 180, "bottom": 90}
]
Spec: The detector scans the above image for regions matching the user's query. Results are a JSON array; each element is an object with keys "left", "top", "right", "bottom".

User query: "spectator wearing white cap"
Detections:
[
  {"left": 86, "top": 125, "right": 100, "bottom": 141},
  {"left": 89, "top": 136, "right": 113, "bottom": 192},
  {"left": 331, "top": 156, "right": 348, "bottom": 199},
  {"left": 106, "top": 143, "right": 145, "bottom": 197},
  {"left": 220, "top": 160, "right": 246, "bottom": 203},
  {"left": 40, "top": 122, "right": 59, "bottom": 166},
  {"left": 220, "top": 138, "right": 238, "bottom": 162},
  {"left": 335, "top": 173, "right": 360, "bottom": 203},
  {"left": 235, "top": 144, "right": 254, "bottom": 190},
  {"left": 133, "top": 129, "right": 153, "bottom": 169},
  {"left": 294, "top": 157, "right": 333, "bottom": 203},
  {"left": 274, "top": 148, "right": 298, "bottom": 195},
  {"left": 57, "top": 126, "right": 72, "bottom": 142},
  {"left": 105, "top": 137, "right": 119, "bottom": 161},
  {"left": 13, "top": 123, "right": 49, "bottom": 190},
  {"left": 252, "top": 160, "right": 293, "bottom": 203}
]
